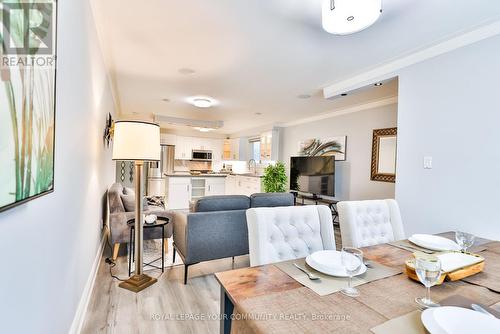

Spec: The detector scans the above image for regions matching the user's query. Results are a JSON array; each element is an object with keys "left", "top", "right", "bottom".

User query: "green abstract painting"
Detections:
[{"left": 0, "top": 0, "right": 57, "bottom": 212}]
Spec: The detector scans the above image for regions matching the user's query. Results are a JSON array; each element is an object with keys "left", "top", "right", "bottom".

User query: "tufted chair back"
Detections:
[
  {"left": 246, "top": 205, "right": 336, "bottom": 267},
  {"left": 337, "top": 199, "right": 405, "bottom": 248}
]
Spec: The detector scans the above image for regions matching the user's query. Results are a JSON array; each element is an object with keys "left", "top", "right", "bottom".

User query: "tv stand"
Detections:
[{"left": 291, "top": 192, "right": 339, "bottom": 225}]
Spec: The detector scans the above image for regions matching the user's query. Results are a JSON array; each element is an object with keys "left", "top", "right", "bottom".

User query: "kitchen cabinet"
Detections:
[
  {"left": 226, "top": 175, "right": 262, "bottom": 196},
  {"left": 160, "top": 133, "right": 176, "bottom": 145},
  {"left": 166, "top": 177, "right": 191, "bottom": 209},
  {"left": 174, "top": 136, "right": 191, "bottom": 160},
  {"left": 260, "top": 131, "right": 272, "bottom": 161},
  {"left": 230, "top": 138, "right": 240, "bottom": 160},
  {"left": 206, "top": 177, "right": 226, "bottom": 196}
]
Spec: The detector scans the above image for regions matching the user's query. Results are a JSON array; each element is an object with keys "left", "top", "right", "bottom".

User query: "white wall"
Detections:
[
  {"left": 281, "top": 104, "right": 397, "bottom": 200},
  {"left": 396, "top": 34, "right": 500, "bottom": 240},
  {"left": 0, "top": 1, "right": 116, "bottom": 333}
]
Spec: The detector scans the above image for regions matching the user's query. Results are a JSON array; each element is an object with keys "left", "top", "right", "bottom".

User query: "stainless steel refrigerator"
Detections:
[{"left": 146, "top": 145, "right": 175, "bottom": 196}]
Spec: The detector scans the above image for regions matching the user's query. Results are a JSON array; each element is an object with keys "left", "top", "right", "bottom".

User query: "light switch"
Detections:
[{"left": 423, "top": 156, "right": 432, "bottom": 169}]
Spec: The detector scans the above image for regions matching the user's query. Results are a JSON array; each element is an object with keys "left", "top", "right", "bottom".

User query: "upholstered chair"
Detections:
[
  {"left": 337, "top": 199, "right": 405, "bottom": 248},
  {"left": 246, "top": 205, "right": 336, "bottom": 267},
  {"left": 107, "top": 183, "right": 173, "bottom": 260}
]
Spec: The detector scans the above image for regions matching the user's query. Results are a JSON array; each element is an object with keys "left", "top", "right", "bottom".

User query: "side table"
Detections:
[{"left": 127, "top": 217, "right": 170, "bottom": 276}]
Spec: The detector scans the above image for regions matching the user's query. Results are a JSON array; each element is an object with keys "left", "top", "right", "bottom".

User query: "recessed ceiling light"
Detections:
[
  {"left": 162, "top": 98, "right": 170, "bottom": 102},
  {"left": 178, "top": 68, "right": 196, "bottom": 75},
  {"left": 322, "top": 0, "right": 382, "bottom": 35},
  {"left": 255, "top": 112, "right": 262, "bottom": 115},
  {"left": 297, "top": 94, "right": 312, "bottom": 99},
  {"left": 374, "top": 82, "right": 383, "bottom": 86},
  {"left": 187, "top": 96, "right": 217, "bottom": 108},
  {"left": 341, "top": 93, "right": 348, "bottom": 96}
]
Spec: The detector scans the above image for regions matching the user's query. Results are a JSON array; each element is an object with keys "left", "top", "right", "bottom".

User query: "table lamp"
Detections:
[{"left": 112, "top": 120, "right": 161, "bottom": 292}]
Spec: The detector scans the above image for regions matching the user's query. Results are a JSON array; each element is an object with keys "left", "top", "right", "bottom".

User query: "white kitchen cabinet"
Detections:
[
  {"left": 166, "top": 177, "right": 191, "bottom": 209},
  {"left": 160, "top": 133, "right": 176, "bottom": 145},
  {"left": 226, "top": 175, "right": 262, "bottom": 196},
  {"left": 206, "top": 177, "right": 226, "bottom": 196},
  {"left": 229, "top": 138, "right": 240, "bottom": 160},
  {"left": 174, "top": 136, "right": 191, "bottom": 159},
  {"left": 260, "top": 131, "right": 272, "bottom": 161}
]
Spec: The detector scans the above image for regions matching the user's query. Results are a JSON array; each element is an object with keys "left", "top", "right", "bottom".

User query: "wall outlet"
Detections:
[{"left": 423, "top": 156, "right": 433, "bottom": 169}]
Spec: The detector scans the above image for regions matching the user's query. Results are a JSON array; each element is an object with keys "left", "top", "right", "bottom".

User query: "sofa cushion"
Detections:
[
  {"left": 250, "top": 192, "right": 294, "bottom": 208},
  {"left": 193, "top": 195, "right": 250, "bottom": 212}
]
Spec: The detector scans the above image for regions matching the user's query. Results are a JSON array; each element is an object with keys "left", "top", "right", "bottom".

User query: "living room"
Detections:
[{"left": 1, "top": 1, "right": 499, "bottom": 333}]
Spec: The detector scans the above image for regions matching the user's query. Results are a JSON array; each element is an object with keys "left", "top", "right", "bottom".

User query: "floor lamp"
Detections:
[{"left": 112, "top": 120, "right": 161, "bottom": 292}]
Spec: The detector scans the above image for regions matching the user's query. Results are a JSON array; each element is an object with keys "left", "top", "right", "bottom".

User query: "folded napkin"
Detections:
[{"left": 436, "top": 252, "right": 483, "bottom": 273}]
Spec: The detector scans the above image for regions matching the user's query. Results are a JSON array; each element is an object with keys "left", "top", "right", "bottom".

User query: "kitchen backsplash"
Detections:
[{"left": 174, "top": 160, "right": 212, "bottom": 172}]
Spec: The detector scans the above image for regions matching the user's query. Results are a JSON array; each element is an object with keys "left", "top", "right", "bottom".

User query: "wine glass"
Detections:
[
  {"left": 341, "top": 247, "right": 363, "bottom": 297},
  {"left": 415, "top": 256, "right": 442, "bottom": 308},
  {"left": 455, "top": 231, "right": 475, "bottom": 253}
]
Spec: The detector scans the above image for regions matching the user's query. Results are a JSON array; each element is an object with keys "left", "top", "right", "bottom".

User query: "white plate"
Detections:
[
  {"left": 421, "top": 308, "right": 447, "bottom": 334},
  {"left": 423, "top": 306, "right": 500, "bottom": 334},
  {"left": 305, "top": 250, "right": 367, "bottom": 277},
  {"left": 409, "top": 234, "right": 461, "bottom": 252}
]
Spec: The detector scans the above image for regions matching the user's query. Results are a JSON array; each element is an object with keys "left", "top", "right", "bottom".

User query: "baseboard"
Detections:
[{"left": 68, "top": 233, "right": 107, "bottom": 334}]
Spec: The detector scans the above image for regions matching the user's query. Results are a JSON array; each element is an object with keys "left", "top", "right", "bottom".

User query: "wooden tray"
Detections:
[{"left": 405, "top": 252, "right": 485, "bottom": 285}]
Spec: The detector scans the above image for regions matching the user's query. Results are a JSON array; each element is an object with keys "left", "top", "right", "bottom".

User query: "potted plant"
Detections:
[{"left": 262, "top": 161, "right": 288, "bottom": 193}]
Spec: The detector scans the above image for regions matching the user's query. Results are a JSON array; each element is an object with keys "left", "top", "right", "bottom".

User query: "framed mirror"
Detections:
[{"left": 371, "top": 127, "right": 397, "bottom": 183}]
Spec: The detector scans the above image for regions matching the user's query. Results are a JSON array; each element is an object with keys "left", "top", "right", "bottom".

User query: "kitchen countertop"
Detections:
[{"left": 164, "top": 173, "right": 263, "bottom": 178}]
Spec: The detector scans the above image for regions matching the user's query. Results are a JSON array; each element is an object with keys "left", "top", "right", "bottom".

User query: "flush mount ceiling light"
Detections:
[
  {"left": 187, "top": 96, "right": 218, "bottom": 108},
  {"left": 322, "top": 0, "right": 382, "bottom": 35},
  {"left": 194, "top": 127, "right": 215, "bottom": 132}
]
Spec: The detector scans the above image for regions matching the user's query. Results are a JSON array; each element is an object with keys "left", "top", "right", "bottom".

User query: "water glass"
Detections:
[
  {"left": 415, "top": 256, "right": 442, "bottom": 308},
  {"left": 455, "top": 231, "right": 475, "bottom": 253},
  {"left": 341, "top": 247, "right": 363, "bottom": 297}
]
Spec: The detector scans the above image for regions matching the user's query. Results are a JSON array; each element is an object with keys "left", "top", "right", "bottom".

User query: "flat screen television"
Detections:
[{"left": 290, "top": 156, "right": 335, "bottom": 197}]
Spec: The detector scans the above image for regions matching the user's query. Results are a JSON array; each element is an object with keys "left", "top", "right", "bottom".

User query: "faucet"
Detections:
[{"left": 248, "top": 159, "right": 257, "bottom": 175}]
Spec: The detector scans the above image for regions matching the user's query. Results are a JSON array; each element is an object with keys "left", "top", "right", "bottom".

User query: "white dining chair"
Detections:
[
  {"left": 246, "top": 205, "right": 336, "bottom": 267},
  {"left": 337, "top": 199, "right": 405, "bottom": 248}
]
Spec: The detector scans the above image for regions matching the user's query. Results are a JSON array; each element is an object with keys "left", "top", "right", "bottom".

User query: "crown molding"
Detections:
[
  {"left": 323, "top": 20, "right": 500, "bottom": 98},
  {"left": 281, "top": 95, "right": 397, "bottom": 128}
]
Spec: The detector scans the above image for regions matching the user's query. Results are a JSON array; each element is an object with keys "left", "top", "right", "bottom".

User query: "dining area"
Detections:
[{"left": 215, "top": 200, "right": 500, "bottom": 333}]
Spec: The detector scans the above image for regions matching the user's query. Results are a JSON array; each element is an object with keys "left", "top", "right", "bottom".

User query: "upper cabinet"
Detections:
[
  {"left": 170, "top": 134, "right": 224, "bottom": 161},
  {"left": 260, "top": 128, "right": 281, "bottom": 161}
]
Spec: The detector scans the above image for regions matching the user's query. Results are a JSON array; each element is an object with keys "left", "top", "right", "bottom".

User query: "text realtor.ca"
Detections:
[{"left": 1, "top": 0, "right": 56, "bottom": 68}]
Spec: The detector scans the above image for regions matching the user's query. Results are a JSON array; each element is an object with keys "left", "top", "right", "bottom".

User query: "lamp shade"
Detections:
[{"left": 112, "top": 120, "right": 161, "bottom": 161}]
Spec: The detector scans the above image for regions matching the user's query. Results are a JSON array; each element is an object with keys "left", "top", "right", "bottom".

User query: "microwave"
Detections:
[{"left": 191, "top": 150, "right": 213, "bottom": 161}]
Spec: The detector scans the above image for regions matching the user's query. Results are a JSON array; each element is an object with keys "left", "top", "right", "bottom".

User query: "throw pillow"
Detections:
[{"left": 120, "top": 194, "right": 148, "bottom": 212}]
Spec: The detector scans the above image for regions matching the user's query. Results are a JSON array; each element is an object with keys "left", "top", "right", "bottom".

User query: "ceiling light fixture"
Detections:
[
  {"left": 297, "top": 94, "right": 312, "bottom": 99},
  {"left": 322, "top": 0, "right": 382, "bottom": 35},
  {"left": 187, "top": 96, "right": 217, "bottom": 108},
  {"left": 194, "top": 127, "right": 215, "bottom": 132},
  {"left": 374, "top": 82, "right": 383, "bottom": 86}
]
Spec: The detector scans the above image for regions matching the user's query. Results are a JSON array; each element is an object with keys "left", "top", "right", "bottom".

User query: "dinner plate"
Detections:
[
  {"left": 305, "top": 250, "right": 367, "bottom": 277},
  {"left": 422, "top": 306, "right": 500, "bottom": 334},
  {"left": 421, "top": 308, "right": 447, "bottom": 334},
  {"left": 409, "top": 234, "right": 461, "bottom": 252}
]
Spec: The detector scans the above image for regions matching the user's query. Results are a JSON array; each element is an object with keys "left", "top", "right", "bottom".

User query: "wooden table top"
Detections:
[{"left": 215, "top": 231, "right": 494, "bottom": 305}]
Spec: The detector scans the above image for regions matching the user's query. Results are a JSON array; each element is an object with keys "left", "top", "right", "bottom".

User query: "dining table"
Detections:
[{"left": 214, "top": 232, "right": 500, "bottom": 334}]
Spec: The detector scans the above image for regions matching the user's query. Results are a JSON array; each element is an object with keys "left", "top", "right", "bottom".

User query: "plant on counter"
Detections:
[{"left": 262, "top": 162, "right": 287, "bottom": 193}]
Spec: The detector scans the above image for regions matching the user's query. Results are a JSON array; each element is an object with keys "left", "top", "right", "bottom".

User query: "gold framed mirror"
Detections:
[{"left": 371, "top": 127, "right": 397, "bottom": 183}]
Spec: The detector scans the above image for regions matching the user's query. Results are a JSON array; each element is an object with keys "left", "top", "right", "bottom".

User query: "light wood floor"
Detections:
[{"left": 82, "top": 226, "right": 342, "bottom": 333}]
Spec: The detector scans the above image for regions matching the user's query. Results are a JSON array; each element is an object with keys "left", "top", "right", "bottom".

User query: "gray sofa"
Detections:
[
  {"left": 108, "top": 183, "right": 173, "bottom": 260},
  {"left": 173, "top": 192, "right": 295, "bottom": 283}
]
